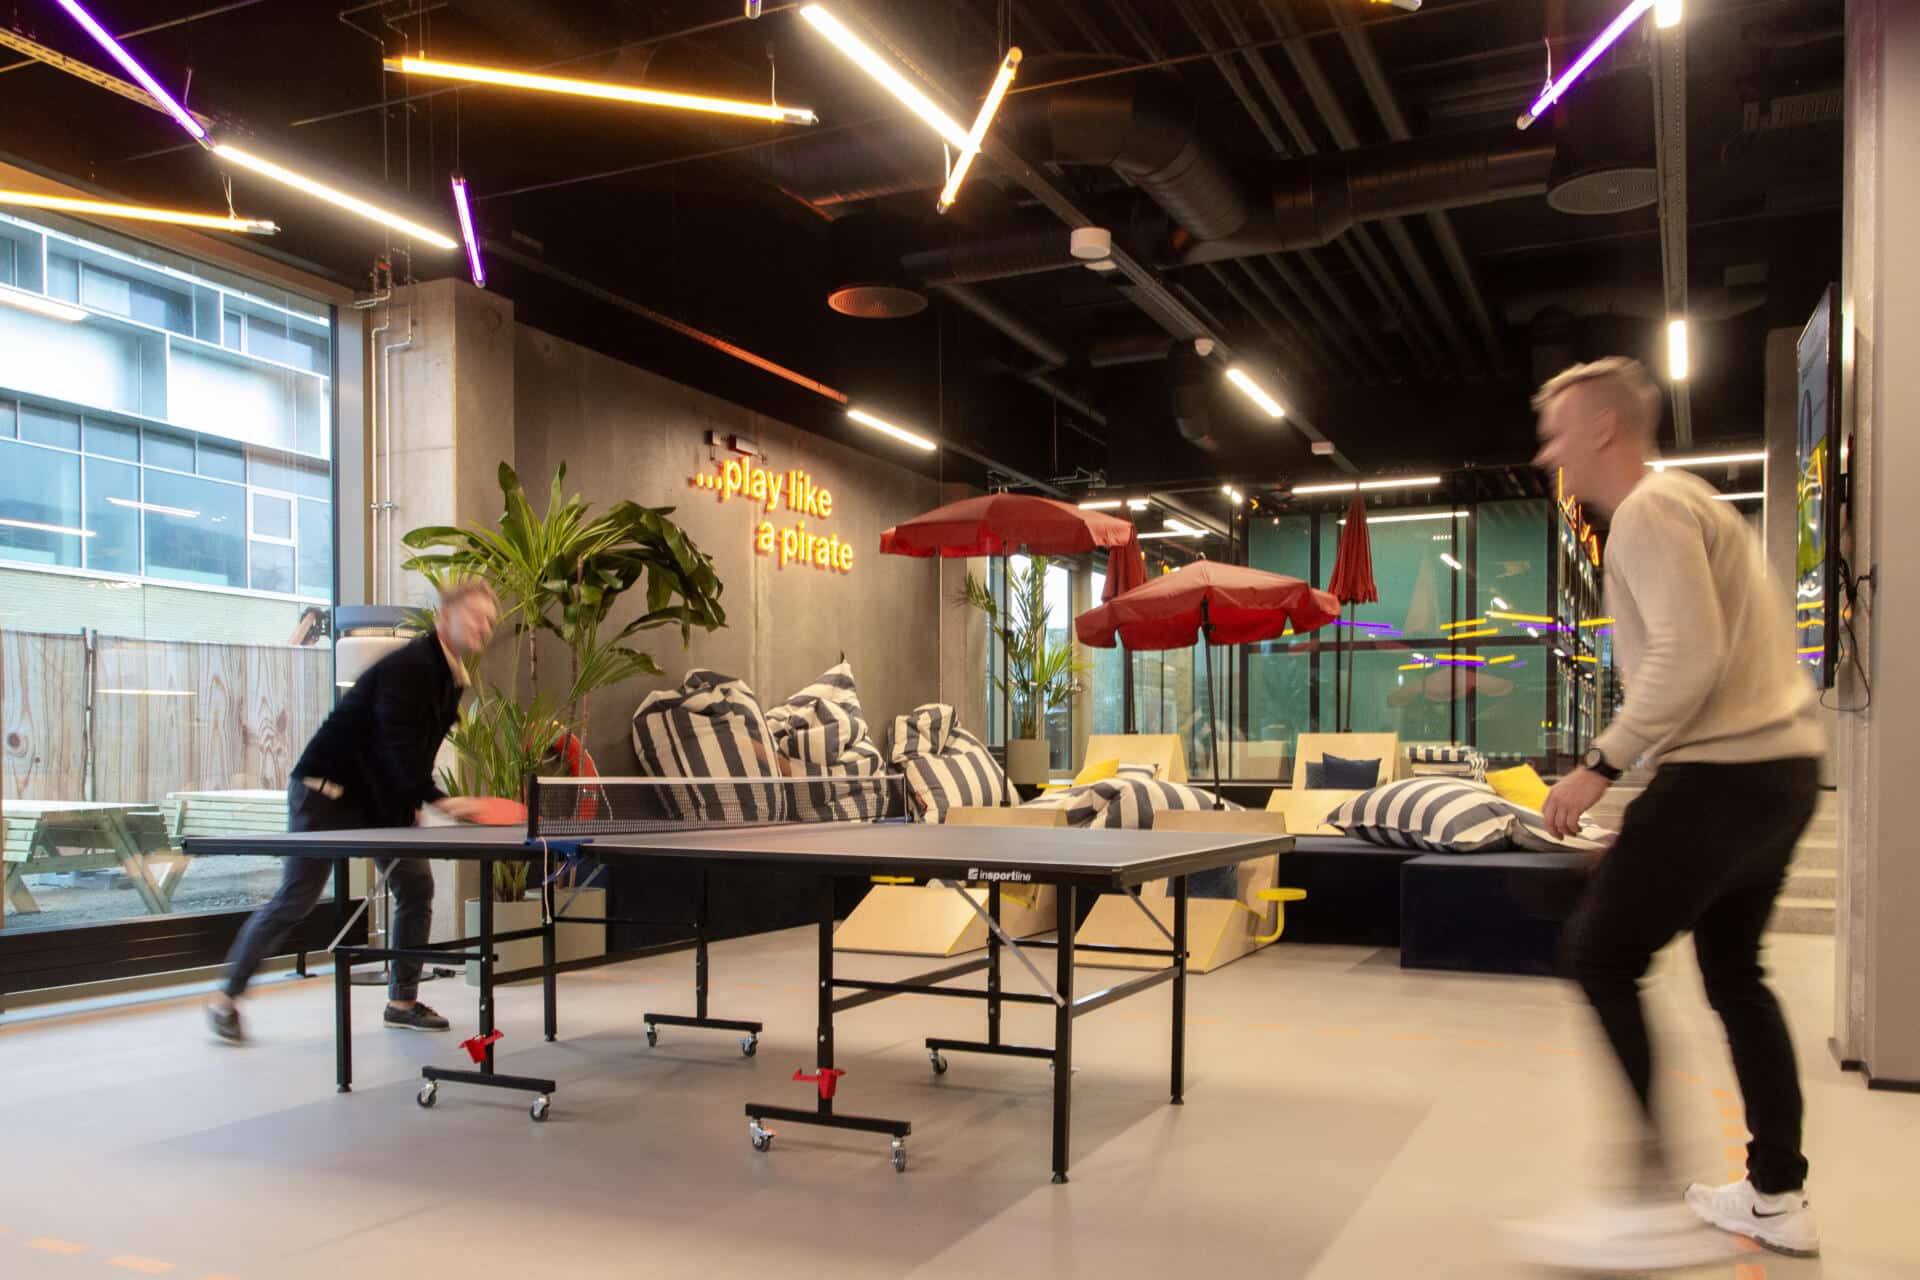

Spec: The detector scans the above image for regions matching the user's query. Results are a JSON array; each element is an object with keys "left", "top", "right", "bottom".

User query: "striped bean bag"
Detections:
[
  {"left": 766, "top": 662, "right": 888, "bottom": 822},
  {"left": 888, "top": 704, "right": 1015, "bottom": 822},
  {"left": 630, "top": 669, "right": 788, "bottom": 822},
  {"left": 1026, "top": 770, "right": 1242, "bottom": 897}
]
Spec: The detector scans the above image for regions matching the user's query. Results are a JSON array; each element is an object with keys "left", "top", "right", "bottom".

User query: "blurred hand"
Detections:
[
  {"left": 433, "top": 796, "right": 489, "bottom": 823},
  {"left": 1542, "top": 768, "right": 1610, "bottom": 841}
]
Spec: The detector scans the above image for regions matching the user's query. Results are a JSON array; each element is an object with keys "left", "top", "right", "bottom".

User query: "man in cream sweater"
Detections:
[{"left": 1510, "top": 358, "right": 1826, "bottom": 1270}]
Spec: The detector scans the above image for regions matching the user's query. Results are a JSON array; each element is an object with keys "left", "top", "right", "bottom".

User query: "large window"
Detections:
[{"left": 0, "top": 208, "right": 336, "bottom": 946}]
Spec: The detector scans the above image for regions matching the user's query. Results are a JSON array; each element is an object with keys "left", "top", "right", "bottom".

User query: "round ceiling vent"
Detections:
[
  {"left": 828, "top": 283, "right": 928, "bottom": 319},
  {"left": 1548, "top": 165, "right": 1658, "bottom": 215}
]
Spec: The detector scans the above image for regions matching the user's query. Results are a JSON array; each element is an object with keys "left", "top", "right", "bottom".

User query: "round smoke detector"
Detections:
[
  {"left": 1547, "top": 165, "right": 1658, "bottom": 216},
  {"left": 828, "top": 283, "right": 927, "bottom": 319}
]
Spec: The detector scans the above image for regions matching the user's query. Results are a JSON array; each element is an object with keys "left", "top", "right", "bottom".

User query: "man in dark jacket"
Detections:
[{"left": 208, "top": 581, "right": 498, "bottom": 1043}]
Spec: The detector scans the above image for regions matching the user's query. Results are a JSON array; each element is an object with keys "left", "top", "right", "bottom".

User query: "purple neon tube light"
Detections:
[
  {"left": 54, "top": 0, "right": 207, "bottom": 142},
  {"left": 451, "top": 178, "right": 485, "bottom": 288},
  {"left": 1518, "top": 0, "right": 1654, "bottom": 130}
]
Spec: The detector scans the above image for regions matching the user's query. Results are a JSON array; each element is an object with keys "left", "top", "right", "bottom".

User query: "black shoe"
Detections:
[
  {"left": 384, "top": 1002, "right": 450, "bottom": 1032},
  {"left": 207, "top": 1003, "right": 245, "bottom": 1045}
]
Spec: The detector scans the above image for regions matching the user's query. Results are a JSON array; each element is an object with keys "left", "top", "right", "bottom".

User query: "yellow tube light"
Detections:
[
  {"left": 1490, "top": 611, "right": 1555, "bottom": 624},
  {"left": 1449, "top": 628, "right": 1500, "bottom": 639},
  {"left": 937, "top": 47, "right": 1020, "bottom": 213},
  {"left": 801, "top": 6, "right": 972, "bottom": 150},
  {"left": 385, "top": 56, "right": 818, "bottom": 126},
  {"left": 0, "top": 189, "right": 277, "bottom": 234},
  {"left": 212, "top": 144, "right": 458, "bottom": 250},
  {"left": 1579, "top": 617, "right": 1615, "bottom": 628},
  {"left": 1441, "top": 618, "right": 1489, "bottom": 631},
  {"left": 1485, "top": 655, "right": 1517, "bottom": 665},
  {"left": 848, "top": 407, "right": 936, "bottom": 452}
]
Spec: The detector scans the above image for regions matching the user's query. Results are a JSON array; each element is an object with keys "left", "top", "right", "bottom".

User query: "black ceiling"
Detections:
[{"left": 0, "top": 0, "right": 1844, "bottom": 516}]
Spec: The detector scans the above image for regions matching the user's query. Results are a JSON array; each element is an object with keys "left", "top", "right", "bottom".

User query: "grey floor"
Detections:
[{"left": 1, "top": 930, "right": 1914, "bottom": 1280}]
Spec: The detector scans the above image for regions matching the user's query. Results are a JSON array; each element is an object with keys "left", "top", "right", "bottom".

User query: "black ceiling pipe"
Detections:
[
  {"left": 1178, "top": 129, "right": 1557, "bottom": 264},
  {"left": 902, "top": 230, "right": 1077, "bottom": 287}
]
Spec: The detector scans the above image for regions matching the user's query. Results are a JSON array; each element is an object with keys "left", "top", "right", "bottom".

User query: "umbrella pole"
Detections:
[
  {"left": 1203, "top": 601, "right": 1222, "bottom": 809},
  {"left": 1123, "top": 643, "right": 1135, "bottom": 734},
  {"left": 1343, "top": 602, "right": 1355, "bottom": 732}
]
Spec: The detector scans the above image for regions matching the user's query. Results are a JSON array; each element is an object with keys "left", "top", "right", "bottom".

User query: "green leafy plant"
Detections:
[
  {"left": 960, "top": 555, "right": 1090, "bottom": 741},
  {"left": 404, "top": 463, "right": 727, "bottom": 900}
]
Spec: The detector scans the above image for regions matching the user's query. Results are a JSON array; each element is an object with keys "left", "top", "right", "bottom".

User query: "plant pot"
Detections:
[
  {"left": 1005, "top": 737, "right": 1051, "bottom": 787},
  {"left": 463, "top": 888, "right": 606, "bottom": 986}
]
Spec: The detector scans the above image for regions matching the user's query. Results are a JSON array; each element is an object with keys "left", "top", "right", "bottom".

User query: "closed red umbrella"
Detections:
[
  {"left": 1326, "top": 493, "right": 1380, "bottom": 731},
  {"left": 1076, "top": 562, "right": 1339, "bottom": 799}
]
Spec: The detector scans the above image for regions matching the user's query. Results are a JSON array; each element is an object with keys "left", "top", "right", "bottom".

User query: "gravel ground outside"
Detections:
[{"left": 3, "top": 857, "right": 294, "bottom": 932}]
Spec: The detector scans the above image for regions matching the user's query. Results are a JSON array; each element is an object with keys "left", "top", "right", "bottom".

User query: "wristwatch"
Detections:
[{"left": 1580, "top": 746, "right": 1622, "bottom": 781}]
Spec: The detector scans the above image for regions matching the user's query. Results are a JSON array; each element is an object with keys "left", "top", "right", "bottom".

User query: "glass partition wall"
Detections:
[
  {"left": 986, "top": 497, "right": 1605, "bottom": 783},
  {"left": 0, "top": 207, "right": 338, "bottom": 962}
]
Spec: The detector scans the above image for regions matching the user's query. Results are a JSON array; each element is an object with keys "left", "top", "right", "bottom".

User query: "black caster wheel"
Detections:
[
  {"left": 416, "top": 1083, "right": 437, "bottom": 1109},
  {"left": 749, "top": 1121, "right": 774, "bottom": 1152},
  {"left": 741, "top": 1036, "right": 758, "bottom": 1058},
  {"left": 530, "top": 1095, "right": 551, "bottom": 1122},
  {"left": 891, "top": 1141, "right": 909, "bottom": 1173},
  {"left": 645, "top": 1025, "right": 658, "bottom": 1048},
  {"left": 929, "top": 1052, "right": 948, "bottom": 1075}
]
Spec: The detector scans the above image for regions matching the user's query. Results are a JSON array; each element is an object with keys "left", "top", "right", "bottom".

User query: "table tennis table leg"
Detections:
[
  {"left": 1052, "top": 884, "right": 1076, "bottom": 1185},
  {"left": 333, "top": 860, "right": 352, "bottom": 1093},
  {"left": 643, "top": 866, "right": 763, "bottom": 1054},
  {"left": 1171, "top": 874, "right": 1188, "bottom": 1107},
  {"left": 987, "top": 882, "right": 1002, "bottom": 1047},
  {"left": 542, "top": 876, "right": 557, "bottom": 1043}
]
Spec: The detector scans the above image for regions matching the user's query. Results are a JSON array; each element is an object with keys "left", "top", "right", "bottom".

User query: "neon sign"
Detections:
[
  {"left": 1556, "top": 469, "right": 1604, "bottom": 568},
  {"left": 692, "top": 456, "right": 854, "bottom": 574}
]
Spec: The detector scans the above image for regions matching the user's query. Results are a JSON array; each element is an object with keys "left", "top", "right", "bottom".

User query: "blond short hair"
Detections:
[
  {"left": 1531, "top": 357, "right": 1663, "bottom": 440},
  {"left": 438, "top": 579, "right": 497, "bottom": 611}
]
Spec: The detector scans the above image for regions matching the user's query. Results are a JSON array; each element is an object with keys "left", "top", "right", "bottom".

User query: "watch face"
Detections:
[{"left": 1582, "top": 748, "right": 1604, "bottom": 769}]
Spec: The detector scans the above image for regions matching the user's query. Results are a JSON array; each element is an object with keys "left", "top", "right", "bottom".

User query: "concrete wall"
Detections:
[{"left": 512, "top": 325, "right": 952, "bottom": 772}]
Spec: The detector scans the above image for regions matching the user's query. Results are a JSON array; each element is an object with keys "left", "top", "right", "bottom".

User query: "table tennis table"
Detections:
[{"left": 184, "top": 776, "right": 1291, "bottom": 1182}]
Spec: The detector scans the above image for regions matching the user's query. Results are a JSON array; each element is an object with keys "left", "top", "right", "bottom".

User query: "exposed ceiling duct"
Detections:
[{"left": 890, "top": 80, "right": 1553, "bottom": 281}]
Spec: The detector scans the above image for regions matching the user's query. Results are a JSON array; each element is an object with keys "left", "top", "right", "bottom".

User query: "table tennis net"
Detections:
[{"left": 526, "top": 773, "right": 910, "bottom": 836}]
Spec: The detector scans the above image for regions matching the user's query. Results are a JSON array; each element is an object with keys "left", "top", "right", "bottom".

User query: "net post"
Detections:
[{"left": 525, "top": 773, "right": 541, "bottom": 839}]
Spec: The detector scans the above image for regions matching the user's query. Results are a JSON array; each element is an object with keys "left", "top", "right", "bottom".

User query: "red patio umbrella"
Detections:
[
  {"left": 1326, "top": 493, "right": 1379, "bottom": 732},
  {"left": 879, "top": 492, "right": 1146, "bottom": 599},
  {"left": 880, "top": 491, "right": 1149, "bottom": 745},
  {"left": 1076, "top": 562, "right": 1340, "bottom": 800}
]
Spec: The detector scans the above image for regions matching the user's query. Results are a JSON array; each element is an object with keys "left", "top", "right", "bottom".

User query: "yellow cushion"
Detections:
[
  {"left": 1486, "top": 764, "right": 1551, "bottom": 812},
  {"left": 1072, "top": 757, "right": 1121, "bottom": 786}
]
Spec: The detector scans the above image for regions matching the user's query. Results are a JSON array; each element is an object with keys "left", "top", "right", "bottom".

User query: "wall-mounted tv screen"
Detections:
[{"left": 1795, "top": 284, "right": 1842, "bottom": 689}]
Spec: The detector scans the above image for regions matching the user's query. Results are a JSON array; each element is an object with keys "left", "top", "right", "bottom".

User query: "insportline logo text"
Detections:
[{"left": 966, "top": 867, "right": 1034, "bottom": 883}]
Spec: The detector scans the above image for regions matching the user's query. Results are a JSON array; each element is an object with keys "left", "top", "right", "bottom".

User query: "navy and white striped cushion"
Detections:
[
  {"left": 630, "top": 670, "right": 787, "bottom": 822},
  {"left": 1026, "top": 777, "right": 1232, "bottom": 829},
  {"left": 1407, "top": 744, "right": 1488, "bottom": 782},
  {"left": 1328, "top": 778, "right": 1514, "bottom": 852}
]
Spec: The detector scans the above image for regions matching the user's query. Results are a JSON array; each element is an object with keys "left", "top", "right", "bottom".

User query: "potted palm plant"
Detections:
[
  {"left": 960, "top": 555, "right": 1090, "bottom": 786},
  {"left": 403, "top": 462, "right": 726, "bottom": 977}
]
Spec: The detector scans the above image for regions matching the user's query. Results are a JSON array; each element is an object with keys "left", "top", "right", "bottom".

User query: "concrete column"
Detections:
[
  {"left": 368, "top": 278, "right": 516, "bottom": 940},
  {"left": 1833, "top": 0, "right": 1920, "bottom": 1086}
]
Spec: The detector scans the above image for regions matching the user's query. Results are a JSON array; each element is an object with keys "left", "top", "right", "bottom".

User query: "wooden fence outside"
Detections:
[{"left": 2, "top": 628, "right": 332, "bottom": 804}]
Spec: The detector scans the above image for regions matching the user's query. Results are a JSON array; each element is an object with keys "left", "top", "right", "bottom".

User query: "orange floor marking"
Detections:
[
  {"left": 1711, "top": 1087, "right": 1735, "bottom": 1100},
  {"left": 1734, "top": 1263, "right": 1766, "bottom": 1280},
  {"left": 1726, "top": 1145, "right": 1748, "bottom": 1162},
  {"left": 1669, "top": 1069, "right": 1703, "bottom": 1084},
  {"left": 26, "top": 1238, "right": 87, "bottom": 1255},
  {"left": 1721, "top": 1103, "right": 1744, "bottom": 1119},
  {"left": 105, "top": 1256, "right": 177, "bottom": 1274}
]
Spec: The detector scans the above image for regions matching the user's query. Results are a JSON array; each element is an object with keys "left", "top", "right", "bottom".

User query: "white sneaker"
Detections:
[
  {"left": 1504, "top": 1194, "right": 1746, "bottom": 1272},
  {"left": 1685, "top": 1178, "right": 1820, "bottom": 1258}
]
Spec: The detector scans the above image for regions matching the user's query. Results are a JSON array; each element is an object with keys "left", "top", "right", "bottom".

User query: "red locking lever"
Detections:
[
  {"left": 792, "top": 1067, "right": 847, "bottom": 1101},
  {"left": 460, "top": 1030, "right": 505, "bottom": 1064}
]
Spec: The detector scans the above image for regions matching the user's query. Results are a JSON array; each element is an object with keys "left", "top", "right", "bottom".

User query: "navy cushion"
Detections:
[{"left": 1304, "top": 753, "right": 1383, "bottom": 790}]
